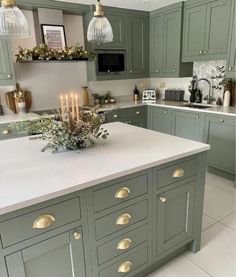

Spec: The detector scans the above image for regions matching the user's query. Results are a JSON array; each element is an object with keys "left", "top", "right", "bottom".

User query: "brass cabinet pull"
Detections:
[
  {"left": 199, "top": 50, "right": 203, "bottom": 54},
  {"left": 196, "top": 115, "right": 200, "bottom": 119},
  {"left": 173, "top": 68, "right": 176, "bottom": 72},
  {"left": 113, "top": 114, "right": 118, "bottom": 118},
  {"left": 228, "top": 67, "right": 233, "bottom": 71},
  {"left": 173, "top": 168, "right": 185, "bottom": 178},
  {"left": 164, "top": 111, "right": 167, "bottom": 114},
  {"left": 203, "top": 50, "right": 207, "bottom": 54},
  {"left": 116, "top": 213, "right": 131, "bottom": 225},
  {"left": 73, "top": 232, "right": 81, "bottom": 240},
  {"left": 115, "top": 187, "right": 131, "bottom": 199},
  {"left": 118, "top": 261, "right": 132, "bottom": 273},
  {"left": 220, "top": 119, "right": 224, "bottom": 123},
  {"left": 33, "top": 214, "right": 56, "bottom": 229},
  {"left": 156, "top": 69, "right": 159, "bottom": 73},
  {"left": 2, "top": 128, "right": 11, "bottom": 135},
  {"left": 136, "top": 111, "right": 140, "bottom": 115},
  {"left": 160, "top": 196, "right": 167, "bottom": 203},
  {"left": 117, "top": 238, "right": 132, "bottom": 250},
  {"left": 7, "top": 74, "right": 11, "bottom": 79}
]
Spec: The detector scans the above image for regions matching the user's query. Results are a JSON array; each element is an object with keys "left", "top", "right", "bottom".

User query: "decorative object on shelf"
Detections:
[
  {"left": 0, "top": 0, "right": 29, "bottom": 38},
  {"left": 5, "top": 83, "right": 32, "bottom": 113},
  {"left": 188, "top": 75, "right": 198, "bottom": 103},
  {"left": 81, "top": 87, "right": 90, "bottom": 106},
  {"left": 29, "top": 93, "right": 109, "bottom": 153},
  {"left": 0, "top": 96, "right": 4, "bottom": 115},
  {"left": 92, "top": 91, "right": 115, "bottom": 105},
  {"left": 15, "top": 44, "right": 95, "bottom": 63},
  {"left": 41, "top": 24, "right": 66, "bottom": 50},
  {"left": 87, "top": 0, "right": 113, "bottom": 44}
]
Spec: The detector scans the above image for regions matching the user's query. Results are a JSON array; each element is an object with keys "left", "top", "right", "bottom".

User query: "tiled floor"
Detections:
[{"left": 148, "top": 173, "right": 236, "bottom": 277}]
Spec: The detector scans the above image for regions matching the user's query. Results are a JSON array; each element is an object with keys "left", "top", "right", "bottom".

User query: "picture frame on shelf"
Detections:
[{"left": 41, "top": 24, "right": 67, "bottom": 50}]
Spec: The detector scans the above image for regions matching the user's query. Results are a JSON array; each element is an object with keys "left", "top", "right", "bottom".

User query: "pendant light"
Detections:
[
  {"left": 0, "top": 0, "right": 30, "bottom": 38},
  {"left": 87, "top": 0, "right": 113, "bottom": 44}
]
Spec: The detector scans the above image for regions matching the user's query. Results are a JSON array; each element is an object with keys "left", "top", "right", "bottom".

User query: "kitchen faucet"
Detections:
[{"left": 195, "top": 78, "right": 215, "bottom": 104}]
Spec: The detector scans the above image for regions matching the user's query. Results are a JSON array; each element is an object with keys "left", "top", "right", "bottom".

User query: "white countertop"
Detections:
[{"left": 0, "top": 122, "right": 210, "bottom": 215}]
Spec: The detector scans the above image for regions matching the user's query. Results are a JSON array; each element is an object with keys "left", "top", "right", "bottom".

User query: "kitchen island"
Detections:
[{"left": 0, "top": 123, "right": 210, "bottom": 277}]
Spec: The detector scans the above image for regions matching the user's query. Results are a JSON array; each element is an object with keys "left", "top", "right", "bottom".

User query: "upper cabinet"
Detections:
[
  {"left": 126, "top": 16, "right": 149, "bottom": 78},
  {"left": 182, "top": 0, "right": 232, "bottom": 62},
  {"left": 150, "top": 3, "right": 193, "bottom": 78},
  {"left": 226, "top": 0, "right": 235, "bottom": 78},
  {"left": 0, "top": 39, "right": 15, "bottom": 86}
]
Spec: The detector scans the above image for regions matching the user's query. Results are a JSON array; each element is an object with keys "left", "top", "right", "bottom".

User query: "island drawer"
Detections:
[
  {"left": 157, "top": 158, "right": 197, "bottom": 188},
  {"left": 93, "top": 174, "right": 148, "bottom": 212},
  {"left": 106, "top": 106, "right": 146, "bottom": 122},
  {"left": 95, "top": 200, "right": 148, "bottom": 240},
  {"left": 97, "top": 224, "right": 148, "bottom": 265},
  {"left": 98, "top": 245, "right": 148, "bottom": 277},
  {"left": 0, "top": 197, "right": 81, "bottom": 248},
  {"left": 0, "top": 122, "right": 29, "bottom": 140}
]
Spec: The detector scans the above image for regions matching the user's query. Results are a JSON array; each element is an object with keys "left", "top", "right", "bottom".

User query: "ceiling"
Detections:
[{"left": 55, "top": 0, "right": 185, "bottom": 11}]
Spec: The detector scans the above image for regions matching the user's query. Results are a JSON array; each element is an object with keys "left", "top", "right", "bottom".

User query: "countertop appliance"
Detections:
[{"left": 142, "top": 89, "right": 157, "bottom": 103}]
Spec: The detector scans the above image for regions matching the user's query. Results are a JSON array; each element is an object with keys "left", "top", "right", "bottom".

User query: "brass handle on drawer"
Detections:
[
  {"left": 203, "top": 50, "right": 207, "bottom": 54},
  {"left": 196, "top": 115, "right": 200, "bottom": 119},
  {"left": 116, "top": 213, "right": 131, "bottom": 225},
  {"left": 2, "top": 128, "right": 11, "bottom": 135},
  {"left": 115, "top": 187, "right": 131, "bottom": 199},
  {"left": 160, "top": 196, "right": 167, "bottom": 203},
  {"left": 113, "top": 114, "right": 118, "bottom": 118},
  {"left": 173, "top": 168, "right": 185, "bottom": 178},
  {"left": 136, "top": 111, "right": 140, "bottom": 115},
  {"left": 199, "top": 50, "right": 203, "bottom": 54},
  {"left": 228, "top": 67, "right": 233, "bottom": 71},
  {"left": 117, "top": 238, "right": 132, "bottom": 250},
  {"left": 220, "top": 119, "right": 224, "bottom": 123},
  {"left": 73, "top": 232, "right": 81, "bottom": 240},
  {"left": 118, "top": 261, "right": 132, "bottom": 273},
  {"left": 33, "top": 214, "right": 56, "bottom": 229}
]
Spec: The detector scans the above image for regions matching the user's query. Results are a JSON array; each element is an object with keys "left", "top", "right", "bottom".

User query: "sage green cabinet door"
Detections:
[
  {"left": 148, "top": 107, "right": 173, "bottom": 135},
  {"left": 6, "top": 228, "right": 86, "bottom": 277},
  {"left": 204, "top": 0, "right": 231, "bottom": 56},
  {"left": 150, "top": 15, "right": 163, "bottom": 76},
  {"left": 0, "top": 39, "right": 14, "bottom": 85},
  {"left": 206, "top": 115, "right": 235, "bottom": 174},
  {"left": 182, "top": 4, "right": 206, "bottom": 59},
  {"left": 173, "top": 111, "right": 205, "bottom": 142},
  {"left": 126, "top": 16, "right": 149, "bottom": 77},
  {"left": 156, "top": 181, "right": 195, "bottom": 257}
]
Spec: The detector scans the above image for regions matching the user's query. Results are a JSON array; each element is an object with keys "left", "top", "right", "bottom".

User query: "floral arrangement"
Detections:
[
  {"left": 16, "top": 44, "right": 95, "bottom": 63},
  {"left": 30, "top": 111, "right": 109, "bottom": 153}
]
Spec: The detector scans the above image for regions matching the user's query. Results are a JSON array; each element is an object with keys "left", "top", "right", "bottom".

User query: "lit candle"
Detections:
[
  {"left": 75, "top": 94, "right": 80, "bottom": 121},
  {"left": 71, "top": 92, "right": 75, "bottom": 120},
  {"left": 65, "top": 94, "right": 69, "bottom": 115}
]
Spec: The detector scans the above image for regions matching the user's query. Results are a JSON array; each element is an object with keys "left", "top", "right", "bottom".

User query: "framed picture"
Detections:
[{"left": 41, "top": 24, "right": 67, "bottom": 50}]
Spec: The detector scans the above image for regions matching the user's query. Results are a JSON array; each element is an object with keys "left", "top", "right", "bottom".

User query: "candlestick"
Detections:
[
  {"left": 75, "top": 94, "right": 80, "bottom": 121},
  {"left": 65, "top": 94, "right": 69, "bottom": 115},
  {"left": 71, "top": 92, "right": 75, "bottom": 120}
]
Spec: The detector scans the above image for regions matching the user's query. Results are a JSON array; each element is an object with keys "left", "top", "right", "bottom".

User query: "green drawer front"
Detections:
[
  {"left": 0, "top": 122, "right": 29, "bottom": 140},
  {"left": 157, "top": 159, "right": 197, "bottom": 188},
  {"left": 0, "top": 197, "right": 81, "bottom": 248},
  {"left": 95, "top": 200, "right": 148, "bottom": 240},
  {"left": 93, "top": 174, "right": 148, "bottom": 212},
  {"left": 97, "top": 224, "right": 148, "bottom": 266},
  {"left": 106, "top": 106, "right": 146, "bottom": 122},
  {"left": 98, "top": 245, "right": 148, "bottom": 277}
]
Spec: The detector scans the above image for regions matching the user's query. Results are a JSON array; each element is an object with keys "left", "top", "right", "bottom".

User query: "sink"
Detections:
[{"left": 181, "top": 103, "right": 215, "bottom": 109}]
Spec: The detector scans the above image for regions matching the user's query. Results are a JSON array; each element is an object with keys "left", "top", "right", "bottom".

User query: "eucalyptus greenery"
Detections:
[{"left": 29, "top": 112, "right": 109, "bottom": 153}]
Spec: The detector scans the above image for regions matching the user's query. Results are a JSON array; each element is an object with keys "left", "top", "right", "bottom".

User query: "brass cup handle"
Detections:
[
  {"left": 160, "top": 196, "right": 167, "bottom": 203},
  {"left": 118, "top": 261, "right": 132, "bottom": 273},
  {"left": 115, "top": 187, "right": 131, "bottom": 199},
  {"left": 33, "top": 214, "right": 56, "bottom": 229},
  {"left": 117, "top": 238, "right": 132, "bottom": 250},
  {"left": 116, "top": 213, "right": 132, "bottom": 225},
  {"left": 136, "top": 111, "right": 140, "bottom": 115},
  {"left": 173, "top": 168, "right": 185, "bottom": 178},
  {"left": 113, "top": 114, "right": 118, "bottom": 118},
  {"left": 220, "top": 119, "right": 224, "bottom": 123},
  {"left": 2, "top": 128, "right": 11, "bottom": 135},
  {"left": 74, "top": 232, "right": 81, "bottom": 240}
]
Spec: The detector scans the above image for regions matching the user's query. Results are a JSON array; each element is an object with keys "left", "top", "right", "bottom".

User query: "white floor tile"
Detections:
[
  {"left": 185, "top": 223, "right": 236, "bottom": 277},
  {"left": 205, "top": 172, "right": 218, "bottom": 184},
  {"left": 207, "top": 175, "right": 236, "bottom": 193},
  {"left": 147, "top": 255, "right": 211, "bottom": 277},
  {"left": 221, "top": 212, "right": 236, "bottom": 231},
  {"left": 202, "top": 214, "right": 216, "bottom": 230},
  {"left": 203, "top": 185, "right": 236, "bottom": 221}
]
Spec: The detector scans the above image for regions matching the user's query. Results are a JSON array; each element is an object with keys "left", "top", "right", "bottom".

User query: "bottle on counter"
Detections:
[
  {"left": 133, "top": 85, "right": 140, "bottom": 101},
  {"left": 223, "top": 90, "right": 231, "bottom": 107},
  {"left": 196, "top": 89, "right": 202, "bottom": 103}
]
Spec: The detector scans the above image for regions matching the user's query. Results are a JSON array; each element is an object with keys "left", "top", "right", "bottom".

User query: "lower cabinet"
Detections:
[
  {"left": 5, "top": 228, "right": 86, "bottom": 277},
  {"left": 148, "top": 106, "right": 173, "bottom": 134},
  {"left": 0, "top": 39, "right": 14, "bottom": 86},
  {"left": 155, "top": 181, "right": 195, "bottom": 257}
]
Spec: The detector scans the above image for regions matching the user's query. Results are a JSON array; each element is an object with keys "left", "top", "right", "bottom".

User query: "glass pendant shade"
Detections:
[
  {"left": 0, "top": 0, "right": 30, "bottom": 38},
  {"left": 87, "top": 0, "right": 113, "bottom": 44}
]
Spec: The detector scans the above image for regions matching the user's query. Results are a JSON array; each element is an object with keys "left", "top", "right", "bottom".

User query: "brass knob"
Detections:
[
  {"left": 116, "top": 213, "right": 131, "bottom": 225},
  {"left": 118, "top": 261, "right": 132, "bottom": 273},
  {"left": 164, "top": 111, "right": 167, "bottom": 114},
  {"left": 113, "top": 114, "right": 118, "bottom": 118},
  {"left": 2, "top": 128, "right": 11, "bottom": 135},
  {"left": 173, "top": 168, "right": 185, "bottom": 178},
  {"left": 160, "top": 196, "right": 167, "bottom": 203},
  {"left": 203, "top": 50, "right": 207, "bottom": 54},
  {"left": 115, "top": 187, "right": 131, "bottom": 199},
  {"left": 156, "top": 69, "right": 159, "bottom": 73},
  {"left": 196, "top": 115, "right": 200, "bottom": 119},
  {"left": 173, "top": 68, "right": 176, "bottom": 72},
  {"left": 74, "top": 232, "right": 81, "bottom": 240},
  {"left": 129, "top": 70, "right": 133, "bottom": 73},
  {"left": 136, "top": 111, "right": 140, "bottom": 115},
  {"left": 220, "top": 119, "right": 224, "bottom": 123},
  {"left": 199, "top": 50, "right": 203, "bottom": 54},
  {"left": 117, "top": 238, "right": 132, "bottom": 250},
  {"left": 228, "top": 67, "right": 233, "bottom": 71},
  {"left": 33, "top": 214, "right": 56, "bottom": 229},
  {"left": 7, "top": 74, "right": 11, "bottom": 79}
]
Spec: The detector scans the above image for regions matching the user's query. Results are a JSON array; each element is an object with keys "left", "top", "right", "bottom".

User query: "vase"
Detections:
[{"left": 81, "top": 87, "right": 89, "bottom": 106}]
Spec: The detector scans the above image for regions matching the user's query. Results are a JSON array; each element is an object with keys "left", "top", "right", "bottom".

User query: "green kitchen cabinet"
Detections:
[
  {"left": 0, "top": 121, "right": 32, "bottom": 141},
  {"left": 5, "top": 228, "right": 86, "bottom": 277},
  {"left": 182, "top": 0, "right": 232, "bottom": 62},
  {"left": 173, "top": 110, "right": 205, "bottom": 142},
  {"left": 148, "top": 106, "right": 173, "bottom": 135},
  {"left": 205, "top": 114, "right": 235, "bottom": 175},
  {"left": 155, "top": 180, "right": 195, "bottom": 257},
  {"left": 0, "top": 39, "right": 15, "bottom": 86},
  {"left": 126, "top": 16, "right": 149, "bottom": 78},
  {"left": 150, "top": 3, "right": 193, "bottom": 78}
]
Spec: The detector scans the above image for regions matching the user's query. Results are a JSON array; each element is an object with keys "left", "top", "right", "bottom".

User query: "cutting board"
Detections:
[{"left": 5, "top": 90, "right": 32, "bottom": 113}]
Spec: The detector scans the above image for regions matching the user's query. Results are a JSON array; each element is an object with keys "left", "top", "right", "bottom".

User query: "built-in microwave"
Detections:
[{"left": 96, "top": 50, "right": 126, "bottom": 75}]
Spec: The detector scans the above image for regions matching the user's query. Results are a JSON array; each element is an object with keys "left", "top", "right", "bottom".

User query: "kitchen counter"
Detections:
[
  {"left": 0, "top": 122, "right": 209, "bottom": 215},
  {"left": 0, "top": 112, "right": 40, "bottom": 124}
]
